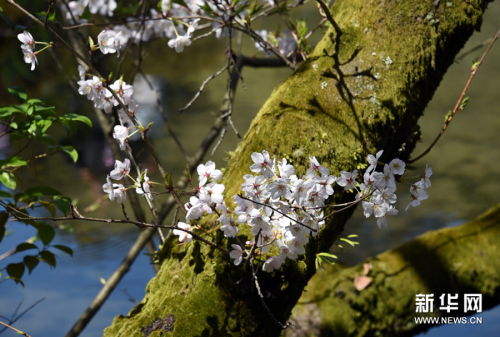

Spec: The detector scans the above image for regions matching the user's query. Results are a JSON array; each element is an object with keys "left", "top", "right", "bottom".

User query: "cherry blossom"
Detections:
[
  {"left": 109, "top": 159, "right": 131, "bottom": 180},
  {"left": 168, "top": 34, "right": 192, "bottom": 53},
  {"left": 98, "top": 29, "right": 122, "bottom": 56},
  {"left": 173, "top": 222, "right": 193, "bottom": 243},
  {"left": 112, "top": 125, "right": 129, "bottom": 150},
  {"left": 229, "top": 244, "right": 245, "bottom": 266}
]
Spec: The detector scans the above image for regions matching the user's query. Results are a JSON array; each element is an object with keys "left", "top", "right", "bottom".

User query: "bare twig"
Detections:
[
  {"left": 0, "top": 320, "right": 31, "bottom": 337},
  {"left": 1, "top": 201, "right": 228, "bottom": 254},
  {"left": 179, "top": 64, "right": 229, "bottom": 114},
  {"left": 315, "top": 0, "right": 342, "bottom": 36},
  {"left": 137, "top": 69, "right": 190, "bottom": 161},
  {"left": 250, "top": 260, "right": 291, "bottom": 330},
  {"left": 409, "top": 29, "right": 500, "bottom": 164}
]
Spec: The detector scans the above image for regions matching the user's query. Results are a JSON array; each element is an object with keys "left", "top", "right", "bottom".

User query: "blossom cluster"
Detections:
[
  {"left": 62, "top": 0, "right": 297, "bottom": 56},
  {"left": 77, "top": 68, "right": 135, "bottom": 115},
  {"left": 17, "top": 31, "right": 38, "bottom": 71},
  {"left": 179, "top": 150, "right": 430, "bottom": 272},
  {"left": 102, "top": 149, "right": 431, "bottom": 273}
]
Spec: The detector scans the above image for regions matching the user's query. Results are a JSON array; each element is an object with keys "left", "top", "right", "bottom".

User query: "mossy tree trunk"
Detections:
[
  {"left": 288, "top": 203, "right": 500, "bottom": 337},
  {"left": 104, "top": 0, "right": 493, "bottom": 336}
]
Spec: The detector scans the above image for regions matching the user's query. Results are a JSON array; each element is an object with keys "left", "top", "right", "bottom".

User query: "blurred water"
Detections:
[{"left": 0, "top": 1, "right": 499, "bottom": 336}]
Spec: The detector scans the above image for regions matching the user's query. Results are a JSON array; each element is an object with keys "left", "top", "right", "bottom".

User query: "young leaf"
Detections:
[
  {"left": 60, "top": 114, "right": 92, "bottom": 128},
  {"left": 24, "top": 255, "right": 40, "bottom": 274},
  {"left": 0, "top": 157, "right": 27, "bottom": 169},
  {"left": 15, "top": 242, "right": 39, "bottom": 253},
  {"left": 38, "top": 223, "right": 56, "bottom": 246},
  {"left": 0, "top": 171, "right": 16, "bottom": 189},
  {"left": 62, "top": 146, "right": 79, "bottom": 163},
  {"left": 39, "top": 251, "right": 56, "bottom": 268},
  {"left": 0, "top": 191, "right": 12, "bottom": 198},
  {"left": 6, "top": 262, "right": 25, "bottom": 284},
  {"left": 8, "top": 86, "right": 27, "bottom": 103},
  {"left": 53, "top": 245, "right": 74, "bottom": 257}
]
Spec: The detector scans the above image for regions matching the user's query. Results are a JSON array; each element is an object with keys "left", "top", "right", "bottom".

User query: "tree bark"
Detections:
[
  {"left": 104, "top": 0, "right": 494, "bottom": 336},
  {"left": 287, "top": 203, "right": 500, "bottom": 337}
]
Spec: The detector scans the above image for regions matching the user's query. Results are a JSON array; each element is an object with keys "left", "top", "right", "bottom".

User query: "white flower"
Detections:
[
  {"left": 229, "top": 244, "right": 244, "bottom": 266},
  {"left": 22, "top": 48, "right": 38, "bottom": 71},
  {"left": 113, "top": 125, "right": 129, "bottom": 150},
  {"left": 185, "top": 196, "right": 203, "bottom": 222},
  {"left": 422, "top": 164, "right": 433, "bottom": 188},
  {"left": 197, "top": 161, "right": 222, "bottom": 187},
  {"left": 136, "top": 170, "right": 153, "bottom": 201},
  {"left": 109, "top": 158, "right": 130, "bottom": 180},
  {"left": 405, "top": 180, "right": 428, "bottom": 211},
  {"left": 78, "top": 65, "right": 86, "bottom": 81},
  {"left": 199, "top": 182, "right": 225, "bottom": 204},
  {"left": 17, "top": 31, "right": 35, "bottom": 52},
  {"left": 366, "top": 150, "right": 383, "bottom": 173},
  {"left": 268, "top": 178, "right": 292, "bottom": 200},
  {"left": 102, "top": 175, "right": 126, "bottom": 203},
  {"left": 219, "top": 214, "right": 238, "bottom": 238},
  {"left": 376, "top": 164, "right": 396, "bottom": 191},
  {"left": 173, "top": 222, "right": 192, "bottom": 243},
  {"left": 110, "top": 79, "right": 134, "bottom": 104},
  {"left": 336, "top": 170, "right": 358, "bottom": 190},
  {"left": 262, "top": 255, "right": 285, "bottom": 272},
  {"left": 389, "top": 158, "right": 405, "bottom": 175},
  {"left": 98, "top": 29, "right": 122, "bottom": 56},
  {"left": 187, "top": 18, "right": 200, "bottom": 35},
  {"left": 118, "top": 100, "right": 138, "bottom": 125},
  {"left": 18, "top": 31, "right": 35, "bottom": 51},
  {"left": 168, "top": 34, "right": 192, "bottom": 53},
  {"left": 250, "top": 150, "right": 274, "bottom": 176},
  {"left": 376, "top": 204, "right": 398, "bottom": 228}
]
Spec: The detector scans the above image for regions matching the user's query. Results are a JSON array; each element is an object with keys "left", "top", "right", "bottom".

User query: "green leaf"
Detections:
[
  {"left": 0, "top": 106, "right": 23, "bottom": 119},
  {"left": 53, "top": 245, "right": 73, "bottom": 257},
  {"left": 24, "top": 255, "right": 40, "bottom": 274},
  {"left": 40, "top": 134, "right": 56, "bottom": 145},
  {"left": 62, "top": 146, "right": 78, "bottom": 163},
  {"left": 39, "top": 251, "right": 56, "bottom": 268},
  {"left": 25, "top": 186, "right": 61, "bottom": 196},
  {"left": 0, "top": 171, "right": 16, "bottom": 189},
  {"left": 0, "top": 157, "right": 27, "bottom": 169},
  {"left": 53, "top": 196, "right": 71, "bottom": 215},
  {"left": 0, "top": 212, "right": 7, "bottom": 244},
  {"left": 459, "top": 96, "right": 470, "bottom": 110},
  {"left": 0, "top": 190, "right": 12, "bottom": 198},
  {"left": 6, "top": 262, "right": 25, "bottom": 284},
  {"left": 15, "top": 242, "right": 39, "bottom": 253},
  {"left": 60, "top": 114, "right": 92, "bottom": 128},
  {"left": 8, "top": 87, "right": 27, "bottom": 103},
  {"left": 39, "top": 201, "right": 56, "bottom": 217},
  {"left": 38, "top": 223, "right": 56, "bottom": 246}
]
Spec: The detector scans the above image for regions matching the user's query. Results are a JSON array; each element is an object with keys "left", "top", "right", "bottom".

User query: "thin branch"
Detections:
[
  {"left": 409, "top": 29, "right": 500, "bottom": 164},
  {"left": 0, "top": 320, "right": 31, "bottom": 337},
  {"left": 250, "top": 260, "right": 291, "bottom": 330},
  {"left": 1, "top": 201, "right": 228, "bottom": 255},
  {"left": 137, "top": 68, "right": 189, "bottom": 162},
  {"left": 315, "top": 0, "right": 342, "bottom": 36},
  {"left": 179, "top": 64, "right": 229, "bottom": 114}
]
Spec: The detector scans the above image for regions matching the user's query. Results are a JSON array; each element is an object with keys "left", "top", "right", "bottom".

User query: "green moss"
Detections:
[
  {"left": 105, "top": 1, "right": 492, "bottom": 336},
  {"left": 290, "top": 204, "right": 500, "bottom": 336}
]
